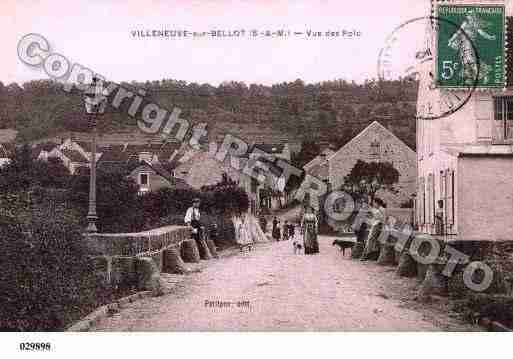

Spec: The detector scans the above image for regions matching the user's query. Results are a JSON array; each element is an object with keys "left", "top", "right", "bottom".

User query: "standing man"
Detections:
[
  {"left": 185, "top": 197, "right": 203, "bottom": 242},
  {"left": 272, "top": 216, "right": 281, "bottom": 241}
]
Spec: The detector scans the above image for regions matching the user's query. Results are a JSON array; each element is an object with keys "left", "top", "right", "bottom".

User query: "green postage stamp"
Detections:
[{"left": 437, "top": 4, "right": 505, "bottom": 88}]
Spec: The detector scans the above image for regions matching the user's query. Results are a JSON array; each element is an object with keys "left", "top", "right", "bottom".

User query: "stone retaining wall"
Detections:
[
  {"left": 353, "top": 224, "right": 513, "bottom": 300},
  {"left": 84, "top": 225, "right": 191, "bottom": 256},
  {"left": 85, "top": 226, "right": 195, "bottom": 291}
]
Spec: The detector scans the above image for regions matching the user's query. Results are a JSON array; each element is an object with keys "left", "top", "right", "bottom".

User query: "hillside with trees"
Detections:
[{"left": 0, "top": 78, "right": 418, "bottom": 149}]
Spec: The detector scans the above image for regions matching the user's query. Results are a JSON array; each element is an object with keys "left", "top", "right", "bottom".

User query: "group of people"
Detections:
[
  {"left": 268, "top": 205, "right": 320, "bottom": 255},
  {"left": 185, "top": 198, "right": 320, "bottom": 256},
  {"left": 271, "top": 217, "right": 295, "bottom": 241}
]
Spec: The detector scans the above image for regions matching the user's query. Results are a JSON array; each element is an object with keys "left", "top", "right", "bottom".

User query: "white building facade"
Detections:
[{"left": 415, "top": 0, "right": 513, "bottom": 241}]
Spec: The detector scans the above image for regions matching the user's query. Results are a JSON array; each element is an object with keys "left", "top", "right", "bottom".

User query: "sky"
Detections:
[{"left": 3, "top": 0, "right": 436, "bottom": 86}]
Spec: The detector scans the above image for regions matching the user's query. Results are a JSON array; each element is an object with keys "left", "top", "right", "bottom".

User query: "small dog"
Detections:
[
  {"left": 332, "top": 239, "right": 355, "bottom": 256},
  {"left": 293, "top": 240, "right": 303, "bottom": 254}
]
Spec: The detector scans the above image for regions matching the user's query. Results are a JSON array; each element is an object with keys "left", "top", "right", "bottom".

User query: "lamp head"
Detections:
[{"left": 84, "top": 76, "right": 107, "bottom": 114}]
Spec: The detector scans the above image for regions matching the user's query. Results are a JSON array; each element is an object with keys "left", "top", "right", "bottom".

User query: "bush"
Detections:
[{"left": 0, "top": 218, "right": 100, "bottom": 331}]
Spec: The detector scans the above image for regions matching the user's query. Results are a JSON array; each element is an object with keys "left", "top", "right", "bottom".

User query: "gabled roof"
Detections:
[
  {"left": 153, "top": 142, "right": 181, "bottom": 161},
  {"left": 303, "top": 148, "right": 335, "bottom": 169},
  {"left": 30, "top": 142, "right": 58, "bottom": 159},
  {"left": 131, "top": 160, "right": 191, "bottom": 188},
  {"left": 0, "top": 143, "right": 15, "bottom": 158},
  {"left": 75, "top": 141, "right": 92, "bottom": 153},
  {"left": 327, "top": 121, "right": 416, "bottom": 163},
  {"left": 98, "top": 145, "right": 128, "bottom": 162},
  {"left": 34, "top": 142, "right": 57, "bottom": 152},
  {"left": 61, "top": 148, "right": 88, "bottom": 163}
]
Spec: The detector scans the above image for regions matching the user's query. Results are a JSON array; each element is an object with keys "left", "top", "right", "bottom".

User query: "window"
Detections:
[
  {"left": 446, "top": 170, "right": 455, "bottom": 227},
  {"left": 431, "top": 173, "right": 436, "bottom": 224},
  {"left": 370, "top": 140, "right": 380, "bottom": 156},
  {"left": 140, "top": 173, "right": 149, "bottom": 186},
  {"left": 419, "top": 177, "right": 425, "bottom": 225},
  {"left": 425, "top": 173, "right": 436, "bottom": 228},
  {"left": 493, "top": 97, "right": 513, "bottom": 141},
  {"left": 418, "top": 118, "right": 424, "bottom": 159},
  {"left": 441, "top": 170, "right": 447, "bottom": 229}
]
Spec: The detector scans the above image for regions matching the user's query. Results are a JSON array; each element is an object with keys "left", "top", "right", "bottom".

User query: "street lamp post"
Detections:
[{"left": 84, "top": 77, "right": 107, "bottom": 233}]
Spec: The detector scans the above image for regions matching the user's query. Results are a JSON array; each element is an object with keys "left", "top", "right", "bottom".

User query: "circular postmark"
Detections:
[{"left": 377, "top": 16, "right": 480, "bottom": 121}]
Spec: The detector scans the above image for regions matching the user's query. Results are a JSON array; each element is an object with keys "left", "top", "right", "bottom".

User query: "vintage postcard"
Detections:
[{"left": 1, "top": 0, "right": 512, "bottom": 357}]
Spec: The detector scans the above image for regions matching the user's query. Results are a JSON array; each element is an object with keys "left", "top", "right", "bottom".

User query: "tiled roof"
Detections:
[
  {"left": 35, "top": 142, "right": 57, "bottom": 152},
  {"left": 253, "top": 143, "right": 286, "bottom": 154},
  {"left": 30, "top": 142, "right": 57, "bottom": 159},
  {"left": 98, "top": 145, "right": 128, "bottom": 162},
  {"left": 75, "top": 141, "right": 92, "bottom": 153},
  {"left": 153, "top": 142, "right": 181, "bottom": 161},
  {"left": 61, "top": 149, "right": 88, "bottom": 163},
  {"left": 132, "top": 161, "right": 191, "bottom": 189},
  {"left": 0, "top": 143, "right": 15, "bottom": 158},
  {"left": 124, "top": 144, "right": 152, "bottom": 154},
  {"left": 150, "top": 162, "right": 175, "bottom": 182}
]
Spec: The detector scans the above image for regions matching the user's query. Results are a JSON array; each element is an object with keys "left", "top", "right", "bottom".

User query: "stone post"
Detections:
[
  {"left": 351, "top": 241, "right": 365, "bottom": 259},
  {"left": 197, "top": 238, "right": 213, "bottom": 260},
  {"left": 418, "top": 261, "right": 448, "bottom": 298},
  {"left": 163, "top": 245, "right": 190, "bottom": 274},
  {"left": 396, "top": 251, "right": 417, "bottom": 277},
  {"left": 206, "top": 239, "right": 219, "bottom": 258},
  {"left": 181, "top": 239, "right": 201, "bottom": 263},
  {"left": 135, "top": 257, "right": 163, "bottom": 296},
  {"left": 111, "top": 256, "right": 137, "bottom": 290},
  {"left": 377, "top": 243, "right": 396, "bottom": 266}
]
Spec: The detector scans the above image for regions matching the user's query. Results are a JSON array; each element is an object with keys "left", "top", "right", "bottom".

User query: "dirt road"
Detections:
[{"left": 92, "top": 236, "right": 477, "bottom": 331}]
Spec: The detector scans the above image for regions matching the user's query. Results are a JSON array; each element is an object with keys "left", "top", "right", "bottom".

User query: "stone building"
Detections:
[
  {"left": 303, "top": 148, "right": 335, "bottom": 183},
  {"left": 415, "top": 0, "right": 513, "bottom": 241},
  {"left": 0, "top": 143, "right": 14, "bottom": 167},
  {"left": 327, "top": 121, "right": 417, "bottom": 208},
  {"left": 128, "top": 161, "right": 190, "bottom": 195}
]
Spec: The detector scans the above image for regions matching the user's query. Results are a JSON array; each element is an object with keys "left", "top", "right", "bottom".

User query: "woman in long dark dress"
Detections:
[
  {"left": 272, "top": 217, "right": 281, "bottom": 241},
  {"left": 301, "top": 206, "right": 319, "bottom": 254}
]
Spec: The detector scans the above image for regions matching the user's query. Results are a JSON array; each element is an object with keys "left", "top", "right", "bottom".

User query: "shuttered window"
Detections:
[{"left": 446, "top": 169, "right": 455, "bottom": 228}]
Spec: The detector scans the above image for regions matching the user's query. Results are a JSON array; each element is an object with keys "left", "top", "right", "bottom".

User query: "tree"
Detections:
[
  {"left": 66, "top": 168, "right": 145, "bottom": 233},
  {"left": 0, "top": 145, "right": 72, "bottom": 193},
  {"left": 342, "top": 160, "right": 400, "bottom": 206}
]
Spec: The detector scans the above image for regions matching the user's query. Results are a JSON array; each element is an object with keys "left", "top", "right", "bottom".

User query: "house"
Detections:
[
  {"left": 123, "top": 142, "right": 183, "bottom": 164},
  {"left": 303, "top": 148, "right": 336, "bottom": 182},
  {"left": 29, "top": 138, "right": 187, "bottom": 175},
  {"left": 415, "top": 0, "right": 513, "bottom": 241},
  {"left": 238, "top": 151, "right": 290, "bottom": 213},
  {"left": 0, "top": 129, "right": 17, "bottom": 143},
  {"left": 30, "top": 142, "right": 58, "bottom": 161},
  {"left": 128, "top": 160, "right": 190, "bottom": 194},
  {"left": 96, "top": 144, "right": 130, "bottom": 173},
  {"left": 251, "top": 143, "right": 291, "bottom": 162},
  {"left": 60, "top": 139, "right": 102, "bottom": 163},
  {"left": 326, "top": 121, "right": 417, "bottom": 208},
  {"left": 0, "top": 143, "right": 14, "bottom": 167},
  {"left": 173, "top": 144, "right": 241, "bottom": 189},
  {"left": 52, "top": 148, "right": 90, "bottom": 175}
]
